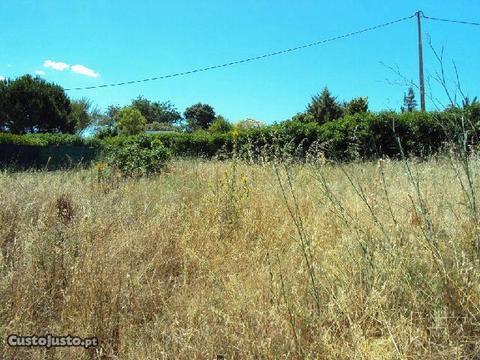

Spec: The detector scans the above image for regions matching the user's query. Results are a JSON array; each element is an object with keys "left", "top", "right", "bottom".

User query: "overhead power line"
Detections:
[
  {"left": 65, "top": 11, "right": 479, "bottom": 92},
  {"left": 66, "top": 13, "right": 416, "bottom": 91},
  {"left": 422, "top": 14, "right": 480, "bottom": 27}
]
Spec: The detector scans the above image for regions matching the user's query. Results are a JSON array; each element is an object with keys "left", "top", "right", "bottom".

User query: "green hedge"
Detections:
[
  {"left": 0, "top": 144, "right": 100, "bottom": 170},
  {"left": 0, "top": 133, "right": 102, "bottom": 169},
  {"left": 0, "top": 110, "right": 477, "bottom": 169},
  {"left": 0, "top": 133, "right": 101, "bottom": 146}
]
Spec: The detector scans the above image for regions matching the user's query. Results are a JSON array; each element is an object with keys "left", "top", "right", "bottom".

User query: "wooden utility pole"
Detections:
[{"left": 417, "top": 10, "right": 426, "bottom": 111}]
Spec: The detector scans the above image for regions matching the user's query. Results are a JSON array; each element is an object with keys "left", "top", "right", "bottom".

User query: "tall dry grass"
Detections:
[{"left": 0, "top": 156, "right": 479, "bottom": 359}]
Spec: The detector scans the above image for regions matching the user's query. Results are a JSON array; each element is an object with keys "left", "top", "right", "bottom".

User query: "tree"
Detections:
[
  {"left": 306, "top": 88, "right": 343, "bottom": 125},
  {"left": 104, "top": 105, "right": 121, "bottom": 125},
  {"left": 234, "top": 118, "right": 266, "bottom": 130},
  {"left": 92, "top": 105, "right": 121, "bottom": 137},
  {"left": 402, "top": 87, "right": 417, "bottom": 112},
  {"left": 345, "top": 97, "right": 368, "bottom": 115},
  {"left": 184, "top": 103, "right": 216, "bottom": 130},
  {"left": 131, "top": 96, "right": 182, "bottom": 125},
  {"left": 69, "top": 98, "right": 103, "bottom": 133},
  {"left": 116, "top": 107, "right": 146, "bottom": 135},
  {"left": 209, "top": 116, "right": 233, "bottom": 133},
  {"left": 0, "top": 79, "right": 7, "bottom": 131},
  {"left": 0, "top": 75, "right": 73, "bottom": 133}
]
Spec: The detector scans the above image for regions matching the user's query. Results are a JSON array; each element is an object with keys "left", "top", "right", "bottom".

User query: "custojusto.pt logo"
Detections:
[{"left": 6, "top": 334, "right": 98, "bottom": 349}]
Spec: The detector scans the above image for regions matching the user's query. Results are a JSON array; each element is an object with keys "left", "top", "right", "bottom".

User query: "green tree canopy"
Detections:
[
  {"left": 306, "top": 88, "right": 344, "bottom": 125},
  {"left": 345, "top": 97, "right": 368, "bottom": 115},
  {"left": 116, "top": 107, "right": 146, "bottom": 135},
  {"left": 68, "top": 98, "right": 103, "bottom": 133},
  {"left": 0, "top": 75, "right": 73, "bottom": 134},
  {"left": 131, "top": 96, "right": 182, "bottom": 125},
  {"left": 208, "top": 116, "right": 233, "bottom": 133},
  {"left": 402, "top": 87, "right": 417, "bottom": 112},
  {"left": 234, "top": 118, "right": 266, "bottom": 130},
  {"left": 184, "top": 103, "right": 216, "bottom": 130}
]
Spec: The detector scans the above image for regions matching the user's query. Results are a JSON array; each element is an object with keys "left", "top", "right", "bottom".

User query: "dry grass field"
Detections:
[{"left": 1, "top": 157, "right": 479, "bottom": 359}]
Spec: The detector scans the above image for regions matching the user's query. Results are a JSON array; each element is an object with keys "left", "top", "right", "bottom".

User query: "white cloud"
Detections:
[
  {"left": 43, "top": 60, "right": 70, "bottom": 71},
  {"left": 71, "top": 64, "right": 100, "bottom": 78},
  {"left": 41, "top": 59, "right": 100, "bottom": 78},
  {"left": 0, "top": 75, "right": 4, "bottom": 81}
]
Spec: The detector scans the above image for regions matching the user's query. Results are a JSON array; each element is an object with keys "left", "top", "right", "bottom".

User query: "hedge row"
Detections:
[
  {"left": 0, "top": 133, "right": 101, "bottom": 169},
  {"left": 0, "top": 133, "right": 101, "bottom": 146},
  {"left": 143, "top": 110, "right": 475, "bottom": 160},
  {"left": 0, "top": 110, "right": 477, "bottom": 169},
  {"left": 0, "top": 144, "right": 100, "bottom": 170}
]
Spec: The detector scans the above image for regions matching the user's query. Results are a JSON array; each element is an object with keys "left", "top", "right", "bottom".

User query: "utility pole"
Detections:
[{"left": 417, "top": 10, "right": 426, "bottom": 111}]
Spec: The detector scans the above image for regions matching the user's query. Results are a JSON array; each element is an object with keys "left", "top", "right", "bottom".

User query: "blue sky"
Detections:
[{"left": 1, "top": 0, "right": 479, "bottom": 123}]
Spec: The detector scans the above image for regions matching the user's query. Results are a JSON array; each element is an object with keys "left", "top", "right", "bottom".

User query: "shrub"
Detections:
[
  {"left": 0, "top": 132, "right": 100, "bottom": 147},
  {"left": 2, "top": 108, "right": 478, "bottom": 169},
  {"left": 209, "top": 116, "right": 233, "bottom": 133},
  {"left": 234, "top": 118, "right": 266, "bottom": 130},
  {"left": 116, "top": 107, "right": 146, "bottom": 135},
  {"left": 104, "top": 135, "right": 171, "bottom": 177},
  {"left": 95, "top": 125, "right": 119, "bottom": 139},
  {"left": 145, "top": 121, "right": 177, "bottom": 132}
]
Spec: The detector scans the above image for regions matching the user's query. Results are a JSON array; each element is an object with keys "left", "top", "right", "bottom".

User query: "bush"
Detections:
[
  {"left": 209, "top": 116, "right": 233, "bottom": 133},
  {"left": 1, "top": 109, "right": 478, "bottom": 170},
  {"left": 0, "top": 132, "right": 100, "bottom": 146},
  {"left": 104, "top": 135, "right": 171, "bottom": 177},
  {"left": 234, "top": 118, "right": 266, "bottom": 130},
  {"left": 0, "top": 132, "right": 101, "bottom": 170},
  {"left": 145, "top": 121, "right": 177, "bottom": 132},
  {"left": 116, "top": 107, "right": 146, "bottom": 135}
]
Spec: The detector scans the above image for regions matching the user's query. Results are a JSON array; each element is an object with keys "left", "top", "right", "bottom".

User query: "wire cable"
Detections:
[
  {"left": 66, "top": 13, "right": 416, "bottom": 91},
  {"left": 422, "top": 14, "right": 480, "bottom": 27}
]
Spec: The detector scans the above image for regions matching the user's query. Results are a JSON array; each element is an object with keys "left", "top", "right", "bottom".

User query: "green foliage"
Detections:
[
  {"left": 306, "top": 87, "right": 344, "bottom": 125},
  {"left": 69, "top": 99, "right": 91, "bottom": 132},
  {"left": 104, "top": 135, "right": 171, "bottom": 177},
  {"left": 291, "top": 112, "right": 315, "bottom": 123},
  {"left": 446, "top": 98, "right": 480, "bottom": 126},
  {"left": 0, "top": 132, "right": 100, "bottom": 146},
  {"left": 145, "top": 122, "right": 177, "bottom": 132},
  {"left": 184, "top": 103, "right": 216, "bottom": 130},
  {"left": 0, "top": 132, "right": 101, "bottom": 170},
  {"left": 234, "top": 118, "right": 266, "bottom": 130},
  {"left": 131, "top": 96, "right": 182, "bottom": 125},
  {"left": 345, "top": 97, "right": 368, "bottom": 115},
  {"left": 467, "top": 101, "right": 480, "bottom": 124},
  {"left": 209, "top": 116, "right": 233, "bottom": 133},
  {"left": 402, "top": 87, "right": 418, "bottom": 112},
  {"left": 0, "top": 75, "right": 73, "bottom": 134},
  {"left": 69, "top": 98, "right": 103, "bottom": 133},
  {"left": 102, "top": 105, "right": 121, "bottom": 127},
  {"left": 95, "top": 126, "right": 119, "bottom": 139},
  {"left": 2, "top": 108, "right": 478, "bottom": 169},
  {"left": 116, "top": 107, "right": 146, "bottom": 135}
]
